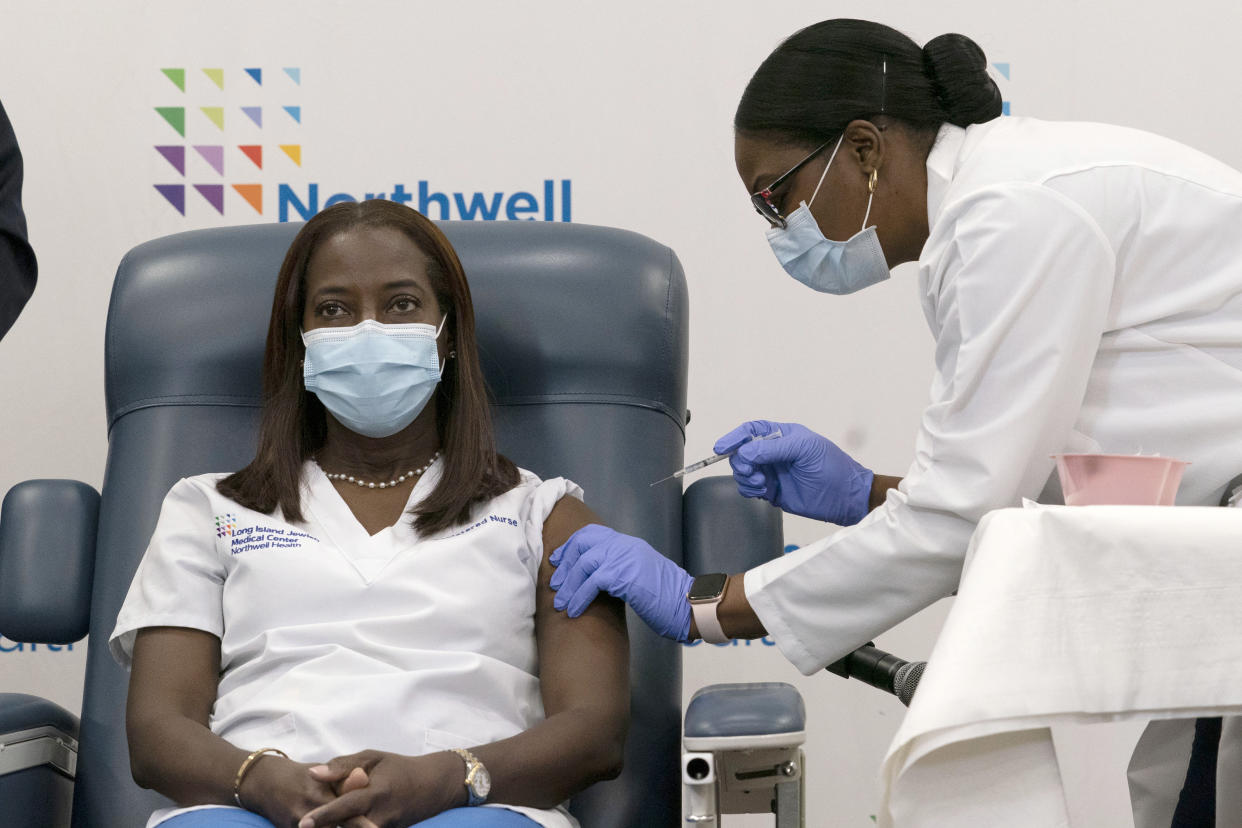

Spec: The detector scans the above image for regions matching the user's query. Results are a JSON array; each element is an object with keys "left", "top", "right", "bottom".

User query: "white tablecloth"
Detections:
[{"left": 879, "top": 505, "right": 1242, "bottom": 827}]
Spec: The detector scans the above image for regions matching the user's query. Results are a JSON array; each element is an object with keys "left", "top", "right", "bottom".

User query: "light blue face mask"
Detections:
[
  {"left": 765, "top": 135, "right": 891, "bottom": 295},
  {"left": 302, "top": 317, "right": 446, "bottom": 439}
]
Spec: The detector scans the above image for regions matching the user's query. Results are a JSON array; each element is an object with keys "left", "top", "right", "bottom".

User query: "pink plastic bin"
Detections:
[{"left": 1054, "top": 453, "right": 1189, "bottom": 506}]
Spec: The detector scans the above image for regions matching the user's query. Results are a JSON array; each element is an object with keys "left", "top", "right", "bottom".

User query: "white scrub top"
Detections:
[
  {"left": 746, "top": 116, "right": 1242, "bottom": 675},
  {"left": 110, "top": 460, "right": 582, "bottom": 828}
]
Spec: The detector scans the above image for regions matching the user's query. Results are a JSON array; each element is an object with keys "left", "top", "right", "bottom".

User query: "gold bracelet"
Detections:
[{"left": 233, "top": 747, "right": 289, "bottom": 808}]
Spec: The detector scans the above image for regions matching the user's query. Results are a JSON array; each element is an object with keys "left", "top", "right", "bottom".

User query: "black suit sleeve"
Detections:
[{"left": 0, "top": 98, "right": 37, "bottom": 340}]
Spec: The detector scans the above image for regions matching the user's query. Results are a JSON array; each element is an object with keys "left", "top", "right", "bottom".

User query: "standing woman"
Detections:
[{"left": 551, "top": 18, "right": 1242, "bottom": 825}]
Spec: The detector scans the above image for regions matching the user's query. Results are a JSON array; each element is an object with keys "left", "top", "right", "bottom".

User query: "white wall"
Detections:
[{"left": 2, "top": 2, "right": 1241, "bottom": 824}]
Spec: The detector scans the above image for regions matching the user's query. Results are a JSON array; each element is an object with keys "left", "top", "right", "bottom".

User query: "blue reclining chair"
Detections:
[{"left": 0, "top": 220, "right": 704, "bottom": 827}]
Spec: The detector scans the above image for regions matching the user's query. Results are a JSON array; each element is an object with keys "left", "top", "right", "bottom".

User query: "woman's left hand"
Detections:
[{"left": 297, "top": 750, "right": 464, "bottom": 828}]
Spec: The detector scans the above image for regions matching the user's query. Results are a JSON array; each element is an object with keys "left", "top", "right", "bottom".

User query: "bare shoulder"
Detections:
[{"left": 541, "top": 495, "right": 601, "bottom": 555}]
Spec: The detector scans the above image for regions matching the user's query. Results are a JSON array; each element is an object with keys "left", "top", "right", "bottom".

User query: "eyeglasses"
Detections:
[{"left": 749, "top": 138, "right": 835, "bottom": 229}]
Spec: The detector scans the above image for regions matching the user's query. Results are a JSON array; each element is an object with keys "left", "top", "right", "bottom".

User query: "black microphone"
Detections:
[{"left": 825, "top": 643, "right": 926, "bottom": 706}]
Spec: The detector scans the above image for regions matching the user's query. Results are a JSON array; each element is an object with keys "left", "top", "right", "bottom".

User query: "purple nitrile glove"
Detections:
[
  {"left": 550, "top": 524, "right": 693, "bottom": 642},
  {"left": 714, "top": 419, "right": 873, "bottom": 526}
]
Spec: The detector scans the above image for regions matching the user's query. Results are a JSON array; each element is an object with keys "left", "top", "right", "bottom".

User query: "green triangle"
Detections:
[
  {"left": 200, "top": 106, "right": 224, "bottom": 131},
  {"left": 155, "top": 106, "right": 186, "bottom": 137},
  {"left": 203, "top": 68, "right": 224, "bottom": 90},
  {"left": 161, "top": 68, "right": 185, "bottom": 92}
]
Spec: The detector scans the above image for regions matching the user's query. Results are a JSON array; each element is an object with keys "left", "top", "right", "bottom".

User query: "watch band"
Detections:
[
  {"left": 690, "top": 581, "right": 730, "bottom": 645},
  {"left": 449, "top": 747, "right": 489, "bottom": 806}
]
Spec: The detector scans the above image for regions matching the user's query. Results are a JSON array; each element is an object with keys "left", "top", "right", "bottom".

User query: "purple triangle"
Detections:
[
  {"left": 193, "top": 184, "right": 225, "bottom": 214},
  {"left": 241, "top": 106, "right": 262, "bottom": 127},
  {"left": 193, "top": 145, "right": 225, "bottom": 176},
  {"left": 154, "top": 145, "right": 185, "bottom": 176},
  {"left": 154, "top": 184, "right": 186, "bottom": 215}
]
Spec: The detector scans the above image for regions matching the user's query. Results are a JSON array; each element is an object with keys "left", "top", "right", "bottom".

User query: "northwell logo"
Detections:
[
  {"left": 152, "top": 66, "right": 573, "bottom": 222},
  {"left": 153, "top": 66, "right": 302, "bottom": 216}
]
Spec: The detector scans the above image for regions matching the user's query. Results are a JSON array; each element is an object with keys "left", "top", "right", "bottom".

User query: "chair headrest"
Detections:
[{"left": 105, "top": 221, "right": 688, "bottom": 432}]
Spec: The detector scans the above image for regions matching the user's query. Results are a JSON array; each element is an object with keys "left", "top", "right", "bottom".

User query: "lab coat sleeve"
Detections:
[
  {"left": 745, "top": 183, "right": 1117, "bottom": 674},
  {"left": 109, "top": 478, "right": 227, "bottom": 669},
  {"left": 518, "top": 475, "right": 585, "bottom": 580}
]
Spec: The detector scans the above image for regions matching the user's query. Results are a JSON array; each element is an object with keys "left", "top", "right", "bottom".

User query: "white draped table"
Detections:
[{"left": 879, "top": 505, "right": 1242, "bottom": 827}]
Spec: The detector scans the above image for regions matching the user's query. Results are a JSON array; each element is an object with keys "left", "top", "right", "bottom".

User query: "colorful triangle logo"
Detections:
[
  {"left": 200, "top": 107, "right": 225, "bottom": 131},
  {"left": 284, "top": 67, "right": 301, "bottom": 85},
  {"left": 194, "top": 184, "right": 225, "bottom": 215},
  {"left": 155, "top": 107, "right": 186, "bottom": 137},
  {"left": 154, "top": 145, "right": 186, "bottom": 176},
  {"left": 161, "top": 68, "right": 185, "bottom": 92},
  {"left": 992, "top": 62, "right": 1011, "bottom": 81},
  {"left": 238, "top": 145, "right": 263, "bottom": 169},
  {"left": 283, "top": 105, "right": 301, "bottom": 124},
  {"left": 244, "top": 68, "right": 262, "bottom": 86},
  {"left": 154, "top": 184, "right": 186, "bottom": 215},
  {"left": 193, "top": 145, "right": 225, "bottom": 176},
  {"left": 203, "top": 68, "right": 224, "bottom": 90},
  {"left": 241, "top": 106, "right": 263, "bottom": 128},
  {"left": 233, "top": 184, "right": 263, "bottom": 215},
  {"left": 279, "top": 144, "right": 302, "bottom": 166}
]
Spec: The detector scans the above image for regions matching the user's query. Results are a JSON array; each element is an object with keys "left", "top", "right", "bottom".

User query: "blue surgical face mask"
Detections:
[
  {"left": 302, "top": 317, "right": 446, "bottom": 438},
  {"left": 765, "top": 135, "right": 891, "bottom": 295}
]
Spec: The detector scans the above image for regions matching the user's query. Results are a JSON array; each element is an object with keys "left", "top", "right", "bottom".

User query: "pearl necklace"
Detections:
[{"left": 320, "top": 451, "right": 440, "bottom": 489}]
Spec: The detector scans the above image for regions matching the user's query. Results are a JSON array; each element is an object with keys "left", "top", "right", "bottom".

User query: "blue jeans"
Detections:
[{"left": 159, "top": 805, "right": 540, "bottom": 827}]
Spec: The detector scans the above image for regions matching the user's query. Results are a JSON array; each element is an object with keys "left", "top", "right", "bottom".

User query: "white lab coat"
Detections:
[
  {"left": 110, "top": 460, "right": 581, "bottom": 828},
  {"left": 744, "top": 117, "right": 1242, "bottom": 821}
]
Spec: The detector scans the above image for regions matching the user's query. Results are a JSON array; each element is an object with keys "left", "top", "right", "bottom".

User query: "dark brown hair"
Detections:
[{"left": 218, "top": 200, "right": 519, "bottom": 534}]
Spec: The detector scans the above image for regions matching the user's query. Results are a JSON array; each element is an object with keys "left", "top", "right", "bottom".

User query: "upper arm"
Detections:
[
  {"left": 534, "top": 496, "right": 629, "bottom": 724},
  {"left": 127, "top": 627, "right": 221, "bottom": 738},
  {"left": 110, "top": 479, "right": 227, "bottom": 669}
]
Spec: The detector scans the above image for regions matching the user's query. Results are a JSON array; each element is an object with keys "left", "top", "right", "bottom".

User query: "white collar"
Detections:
[{"left": 925, "top": 123, "right": 968, "bottom": 234}]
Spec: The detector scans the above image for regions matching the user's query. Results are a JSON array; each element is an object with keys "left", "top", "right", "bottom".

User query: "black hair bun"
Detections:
[{"left": 922, "top": 33, "right": 1003, "bottom": 127}]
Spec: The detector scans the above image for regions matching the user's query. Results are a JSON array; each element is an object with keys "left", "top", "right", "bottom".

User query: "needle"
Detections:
[{"left": 650, "top": 429, "right": 783, "bottom": 487}]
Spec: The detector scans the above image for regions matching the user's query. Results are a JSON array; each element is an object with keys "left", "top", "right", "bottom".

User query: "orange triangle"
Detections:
[
  {"left": 279, "top": 144, "right": 302, "bottom": 166},
  {"left": 233, "top": 184, "right": 263, "bottom": 214},
  {"left": 238, "top": 144, "right": 263, "bottom": 169}
]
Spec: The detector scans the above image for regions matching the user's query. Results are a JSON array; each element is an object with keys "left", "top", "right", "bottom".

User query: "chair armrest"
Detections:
[
  {"left": 683, "top": 476, "right": 784, "bottom": 575},
  {"left": 683, "top": 682, "right": 805, "bottom": 751},
  {"left": 0, "top": 692, "right": 80, "bottom": 775},
  {"left": 0, "top": 694, "right": 79, "bottom": 828},
  {"left": 0, "top": 693, "right": 80, "bottom": 743},
  {"left": 0, "top": 480, "right": 99, "bottom": 643}
]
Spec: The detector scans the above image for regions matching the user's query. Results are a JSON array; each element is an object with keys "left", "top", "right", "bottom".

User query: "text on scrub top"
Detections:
[
  {"left": 229, "top": 526, "right": 320, "bottom": 555},
  {"left": 446, "top": 514, "right": 520, "bottom": 539}
]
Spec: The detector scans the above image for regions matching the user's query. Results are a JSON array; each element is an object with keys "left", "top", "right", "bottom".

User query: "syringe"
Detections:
[{"left": 649, "top": 429, "right": 783, "bottom": 487}]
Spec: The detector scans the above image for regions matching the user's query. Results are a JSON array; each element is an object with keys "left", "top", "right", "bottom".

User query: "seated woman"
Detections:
[{"left": 108, "top": 200, "right": 629, "bottom": 828}]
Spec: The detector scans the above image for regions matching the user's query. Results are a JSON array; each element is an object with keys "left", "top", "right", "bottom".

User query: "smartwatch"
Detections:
[
  {"left": 688, "top": 573, "right": 730, "bottom": 644},
  {"left": 449, "top": 748, "right": 491, "bottom": 806}
]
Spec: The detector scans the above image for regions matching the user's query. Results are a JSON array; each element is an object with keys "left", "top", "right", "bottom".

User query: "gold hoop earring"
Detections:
[{"left": 868, "top": 169, "right": 879, "bottom": 194}]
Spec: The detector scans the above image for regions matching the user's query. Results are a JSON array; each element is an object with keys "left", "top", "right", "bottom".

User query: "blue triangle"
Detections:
[
  {"left": 283, "top": 105, "right": 302, "bottom": 124},
  {"left": 992, "top": 62, "right": 1010, "bottom": 80},
  {"left": 284, "top": 67, "right": 301, "bottom": 85},
  {"left": 245, "top": 68, "right": 262, "bottom": 86},
  {"left": 241, "top": 106, "right": 263, "bottom": 127}
]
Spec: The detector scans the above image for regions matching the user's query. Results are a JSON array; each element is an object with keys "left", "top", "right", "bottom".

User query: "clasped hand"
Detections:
[{"left": 245, "top": 749, "right": 462, "bottom": 828}]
